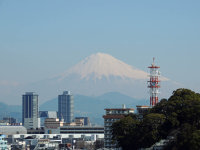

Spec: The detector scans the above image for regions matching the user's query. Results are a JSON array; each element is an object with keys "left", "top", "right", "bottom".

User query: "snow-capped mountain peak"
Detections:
[{"left": 59, "top": 53, "right": 148, "bottom": 80}]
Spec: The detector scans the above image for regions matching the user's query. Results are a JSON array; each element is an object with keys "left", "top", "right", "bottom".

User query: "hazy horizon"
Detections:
[{"left": 0, "top": 1, "right": 200, "bottom": 104}]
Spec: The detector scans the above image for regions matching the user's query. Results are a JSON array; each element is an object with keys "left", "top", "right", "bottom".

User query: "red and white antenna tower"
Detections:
[{"left": 148, "top": 57, "right": 160, "bottom": 106}]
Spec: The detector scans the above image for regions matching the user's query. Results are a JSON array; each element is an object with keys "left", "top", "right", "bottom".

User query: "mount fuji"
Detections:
[
  {"left": 27, "top": 52, "right": 176, "bottom": 104},
  {"left": 59, "top": 53, "right": 149, "bottom": 81}
]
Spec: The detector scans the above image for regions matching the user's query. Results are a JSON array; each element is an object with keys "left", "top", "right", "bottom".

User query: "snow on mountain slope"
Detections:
[
  {"left": 59, "top": 53, "right": 148, "bottom": 81},
  {"left": 58, "top": 53, "right": 168, "bottom": 81}
]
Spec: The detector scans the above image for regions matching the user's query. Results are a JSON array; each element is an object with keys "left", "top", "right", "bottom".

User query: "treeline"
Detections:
[{"left": 111, "top": 88, "right": 200, "bottom": 150}]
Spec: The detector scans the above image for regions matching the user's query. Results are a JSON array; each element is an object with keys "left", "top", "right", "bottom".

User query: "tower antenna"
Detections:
[{"left": 148, "top": 58, "right": 160, "bottom": 106}]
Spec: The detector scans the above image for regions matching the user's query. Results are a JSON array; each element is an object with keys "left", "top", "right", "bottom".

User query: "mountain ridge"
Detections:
[{"left": 58, "top": 53, "right": 148, "bottom": 81}]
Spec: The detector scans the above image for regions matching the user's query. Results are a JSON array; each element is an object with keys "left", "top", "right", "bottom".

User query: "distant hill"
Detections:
[
  {"left": 40, "top": 92, "right": 147, "bottom": 125},
  {"left": 0, "top": 102, "right": 21, "bottom": 122},
  {"left": 98, "top": 92, "right": 140, "bottom": 105},
  {"left": 0, "top": 92, "right": 147, "bottom": 125}
]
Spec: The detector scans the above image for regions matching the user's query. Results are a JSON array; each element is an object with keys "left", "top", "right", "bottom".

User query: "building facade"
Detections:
[
  {"left": 44, "top": 118, "right": 64, "bottom": 134},
  {"left": 0, "top": 134, "right": 7, "bottom": 150},
  {"left": 0, "top": 126, "right": 27, "bottom": 135},
  {"left": 103, "top": 105, "right": 134, "bottom": 149},
  {"left": 39, "top": 111, "right": 57, "bottom": 127},
  {"left": 22, "top": 92, "right": 40, "bottom": 129},
  {"left": 60, "top": 126, "right": 104, "bottom": 135},
  {"left": 58, "top": 91, "right": 74, "bottom": 123}
]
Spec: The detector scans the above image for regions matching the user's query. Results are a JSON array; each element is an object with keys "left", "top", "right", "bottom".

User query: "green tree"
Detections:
[
  {"left": 140, "top": 113, "right": 165, "bottom": 148},
  {"left": 111, "top": 115, "right": 141, "bottom": 150},
  {"left": 189, "top": 130, "right": 200, "bottom": 150},
  {"left": 174, "top": 123, "right": 198, "bottom": 150},
  {"left": 112, "top": 88, "right": 200, "bottom": 150}
]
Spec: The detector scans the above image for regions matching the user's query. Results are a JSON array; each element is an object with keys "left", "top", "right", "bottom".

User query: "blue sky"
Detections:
[{"left": 0, "top": 0, "right": 200, "bottom": 103}]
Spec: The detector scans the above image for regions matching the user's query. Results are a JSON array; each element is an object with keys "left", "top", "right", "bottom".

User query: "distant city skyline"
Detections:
[{"left": 0, "top": 1, "right": 200, "bottom": 104}]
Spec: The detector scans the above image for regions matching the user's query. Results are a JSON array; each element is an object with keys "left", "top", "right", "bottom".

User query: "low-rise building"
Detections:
[
  {"left": 0, "top": 126, "right": 27, "bottom": 135},
  {"left": 39, "top": 111, "right": 57, "bottom": 127},
  {"left": 60, "top": 126, "right": 104, "bottom": 135},
  {"left": 27, "top": 128, "right": 45, "bottom": 134},
  {"left": 24, "top": 118, "right": 41, "bottom": 130},
  {"left": 44, "top": 118, "right": 64, "bottom": 134}
]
